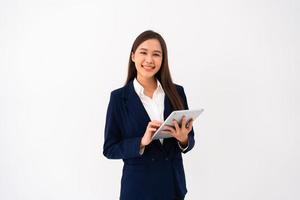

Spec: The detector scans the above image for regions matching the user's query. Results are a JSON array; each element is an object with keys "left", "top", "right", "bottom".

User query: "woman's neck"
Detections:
[{"left": 136, "top": 76, "right": 157, "bottom": 91}]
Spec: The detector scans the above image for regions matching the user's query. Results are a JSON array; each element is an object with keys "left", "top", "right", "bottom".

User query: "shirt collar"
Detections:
[{"left": 133, "top": 78, "right": 164, "bottom": 96}]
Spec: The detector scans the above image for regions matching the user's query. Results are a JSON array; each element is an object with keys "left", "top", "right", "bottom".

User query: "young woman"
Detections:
[{"left": 103, "top": 30, "right": 195, "bottom": 200}]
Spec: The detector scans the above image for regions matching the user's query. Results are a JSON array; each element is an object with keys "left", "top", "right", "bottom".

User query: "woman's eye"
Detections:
[
  {"left": 153, "top": 54, "right": 161, "bottom": 57},
  {"left": 140, "top": 52, "right": 146, "bottom": 55}
]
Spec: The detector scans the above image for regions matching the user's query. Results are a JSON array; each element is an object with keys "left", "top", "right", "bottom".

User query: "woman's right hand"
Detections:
[{"left": 140, "top": 120, "right": 162, "bottom": 147}]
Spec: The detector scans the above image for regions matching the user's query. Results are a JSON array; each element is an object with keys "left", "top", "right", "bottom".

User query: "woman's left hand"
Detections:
[{"left": 162, "top": 116, "right": 193, "bottom": 146}]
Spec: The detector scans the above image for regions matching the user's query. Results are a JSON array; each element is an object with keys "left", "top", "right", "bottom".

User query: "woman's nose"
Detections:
[{"left": 145, "top": 55, "right": 153, "bottom": 63}]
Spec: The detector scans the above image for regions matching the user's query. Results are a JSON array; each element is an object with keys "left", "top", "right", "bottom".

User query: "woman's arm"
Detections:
[{"left": 103, "top": 92, "right": 143, "bottom": 159}]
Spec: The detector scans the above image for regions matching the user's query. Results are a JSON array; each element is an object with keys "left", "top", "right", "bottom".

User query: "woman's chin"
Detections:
[{"left": 140, "top": 72, "right": 156, "bottom": 79}]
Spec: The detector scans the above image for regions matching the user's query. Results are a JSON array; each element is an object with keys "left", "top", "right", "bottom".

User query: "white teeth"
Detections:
[{"left": 142, "top": 65, "right": 154, "bottom": 69}]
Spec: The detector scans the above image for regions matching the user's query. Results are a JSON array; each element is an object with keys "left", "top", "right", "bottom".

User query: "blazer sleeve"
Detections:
[
  {"left": 179, "top": 86, "right": 195, "bottom": 154},
  {"left": 103, "top": 92, "right": 143, "bottom": 160}
]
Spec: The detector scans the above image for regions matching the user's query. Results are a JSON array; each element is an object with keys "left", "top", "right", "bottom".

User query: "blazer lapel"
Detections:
[
  {"left": 122, "top": 80, "right": 151, "bottom": 135},
  {"left": 163, "top": 93, "right": 173, "bottom": 120}
]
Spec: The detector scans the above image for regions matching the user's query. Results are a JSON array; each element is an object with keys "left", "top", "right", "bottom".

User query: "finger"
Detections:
[
  {"left": 163, "top": 125, "right": 175, "bottom": 132},
  {"left": 152, "top": 120, "right": 162, "bottom": 123},
  {"left": 163, "top": 125, "right": 173, "bottom": 128},
  {"left": 187, "top": 118, "right": 193, "bottom": 124},
  {"left": 161, "top": 130, "right": 171, "bottom": 135},
  {"left": 150, "top": 121, "right": 162, "bottom": 127},
  {"left": 172, "top": 119, "right": 180, "bottom": 131},
  {"left": 163, "top": 126, "right": 175, "bottom": 135},
  {"left": 149, "top": 121, "right": 161, "bottom": 127},
  {"left": 181, "top": 115, "right": 187, "bottom": 129},
  {"left": 187, "top": 120, "right": 193, "bottom": 131},
  {"left": 151, "top": 120, "right": 163, "bottom": 125},
  {"left": 165, "top": 130, "right": 175, "bottom": 136},
  {"left": 185, "top": 118, "right": 193, "bottom": 128},
  {"left": 148, "top": 127, "right": 158, "bottom": 133},
  {"left": 149, "top": 123, "right": 161, "bottom": 129}
]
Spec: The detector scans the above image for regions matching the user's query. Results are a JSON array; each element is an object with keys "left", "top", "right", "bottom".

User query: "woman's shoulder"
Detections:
[
  {"left": 109, "top": 87, "right": 125, "bottom": 101},
  {"left": 110, "top": 87, "right": 124, "bottom": 96},
  {"left": 174, "top": 83, "right": 183, "bottom": 89},
  {"left": 174, "top": 83, "right": 185, "bottom": 94},
  {"left": 109, "top": 82, "right": 131, "bottom": 99}
]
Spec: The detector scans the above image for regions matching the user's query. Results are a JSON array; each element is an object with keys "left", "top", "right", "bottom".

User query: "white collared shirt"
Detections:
[{"left": 133, "top": 78, "right": 165, "bottom": 145}]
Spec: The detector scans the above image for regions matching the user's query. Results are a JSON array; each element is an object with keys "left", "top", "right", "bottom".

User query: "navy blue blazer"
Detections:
[{"left": 103, "top": 80, "right": 195, "bottom": 200}]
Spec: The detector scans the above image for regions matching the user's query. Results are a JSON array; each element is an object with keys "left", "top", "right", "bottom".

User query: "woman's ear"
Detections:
[{"left": 131, "top": 52, "right": 135, "bottom": 62}]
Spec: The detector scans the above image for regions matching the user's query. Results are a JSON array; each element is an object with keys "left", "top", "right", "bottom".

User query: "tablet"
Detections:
[{"left": 151, "top": 109, "right": 204, "bottom": 140}]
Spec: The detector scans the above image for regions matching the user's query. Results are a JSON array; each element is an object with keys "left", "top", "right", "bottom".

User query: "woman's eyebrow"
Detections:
[
  {"left": 153, "top": 50, "right": 162, "bottom": 54},
  {"left": 139, "top": 48, "right": 148, "bottom": 51},
  {"left": 139, "top": 48, "right": 162, "bottom": 54}
]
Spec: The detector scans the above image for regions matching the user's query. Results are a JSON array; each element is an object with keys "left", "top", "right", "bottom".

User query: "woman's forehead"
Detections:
[{"left": 137, "top": 39, "right": 162, "bottom": 52}]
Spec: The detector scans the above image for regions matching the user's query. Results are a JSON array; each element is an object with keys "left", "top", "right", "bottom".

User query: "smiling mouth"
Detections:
[{"left": 142, "top": 65, "right": 155, "bottom": 70}]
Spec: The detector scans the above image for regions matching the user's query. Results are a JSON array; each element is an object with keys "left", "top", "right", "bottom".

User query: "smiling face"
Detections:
[{"left": 131, "top": 39, "right": 163, "bottom": 81}]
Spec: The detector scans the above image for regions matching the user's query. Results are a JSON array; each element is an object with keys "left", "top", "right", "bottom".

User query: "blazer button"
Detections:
[
  {"left": 151, "top": 158, "right": 155, "bottom": 161},
  {"left": 165, "top": 157, "right": 169, "bottom": 161}
]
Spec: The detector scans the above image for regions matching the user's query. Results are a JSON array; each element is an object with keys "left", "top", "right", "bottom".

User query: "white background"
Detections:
[{"left": 1, "top": 0, "right": 299, "bottom": 199}]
